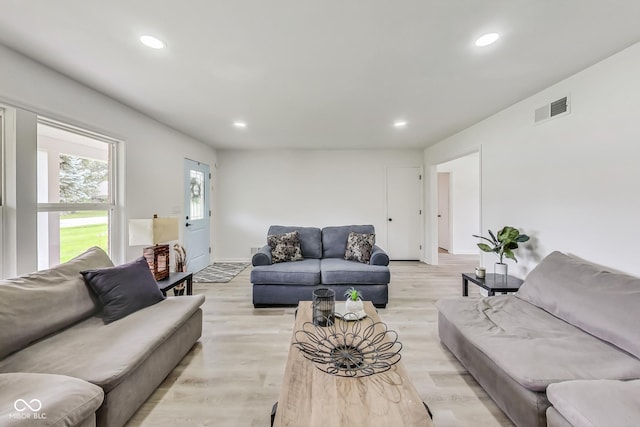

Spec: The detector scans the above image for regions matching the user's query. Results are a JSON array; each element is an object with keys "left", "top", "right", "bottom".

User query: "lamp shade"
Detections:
[
  {"left": 128, "top": 216, "right": 179, "bottom": 246},
  {"left": 152, "top": 217, "right": 179, "bottom": 244},
  {"left": 128, "top": 219, "right": 153, "bottom": 246}
]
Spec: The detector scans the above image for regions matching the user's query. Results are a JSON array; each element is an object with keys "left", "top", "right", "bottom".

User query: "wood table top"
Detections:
[{"left": 273, "top": 301, "right": 433, "bottom": 427}]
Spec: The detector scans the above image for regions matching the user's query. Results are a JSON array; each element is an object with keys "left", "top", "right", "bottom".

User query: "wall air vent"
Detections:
[{"left": 534, "top": 95, "right": 570, "bottom": 124}]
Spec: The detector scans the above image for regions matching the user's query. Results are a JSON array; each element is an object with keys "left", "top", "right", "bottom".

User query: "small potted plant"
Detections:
[
  {"left": 472, "top": 226, "right": 529, "bottom": 277},
  {"left": 344, "top": 287, "right": 364, "bottom": 313}
]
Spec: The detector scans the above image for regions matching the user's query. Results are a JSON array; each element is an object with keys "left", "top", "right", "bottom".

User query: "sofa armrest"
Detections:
[
  {"left": 370, "top": 245, "right": 389, "bottom": 266},
  {"left": 252, "top": 245, "right": 272, "bottom": 266}
]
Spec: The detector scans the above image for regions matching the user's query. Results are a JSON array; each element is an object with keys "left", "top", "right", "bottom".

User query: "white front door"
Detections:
[
  {"left": 184, "top": 159, "right": 210, "bottom": 272},
  {"left": 386, "top": 167, "right": 422, "bottom": 260},
  {"left": 437, "top": 172, "right": 450, "bottom": 251}
]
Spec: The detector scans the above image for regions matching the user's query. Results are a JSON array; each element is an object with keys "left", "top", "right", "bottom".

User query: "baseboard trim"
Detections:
[{"left": 213, "top": 258, "right": 251, "bottom": 263}]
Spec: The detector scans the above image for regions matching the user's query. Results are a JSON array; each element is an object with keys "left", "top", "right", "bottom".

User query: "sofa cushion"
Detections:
[
  {"left": 0, "top": 372, "right": 103, "bottom": 427},
  {"left": 250, "top": 259, "right": 321, "bottom": 286},
  {"left": 320, "top": 258, "right": 390, "bottom": 285},
  {"left": 0, "top": 246, "right": 113, "bottom": 359},
  {"left": 344, "top": 232, "right": 375, "bottom": 264},
  {"left": 547, "top": 379, "right": 640, "bottom": 427},
  {"left": 268, "top": 231, "right": 304, "bottom": 264},
  {"left": 322, "top": 225, "right": 375, "bottom": 259},
  {"left": 81, "top": 257, "right": 166, "bottom": 324},
  {"left": 268, "top": 226, "right": 322, "bottom": 259},
  {"left": 516, "top": 251, "right": 640, "bottom": 359},
  {"left": 0, "top": 295, "right": 205, "bottom": 392},
  {"left": 435, "top": 296, "right": 640, "bottom": 392}
]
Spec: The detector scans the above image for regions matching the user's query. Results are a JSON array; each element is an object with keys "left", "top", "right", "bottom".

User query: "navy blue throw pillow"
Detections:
[{"left": 81, "top": 257, "right": 166, "bottom": 324}]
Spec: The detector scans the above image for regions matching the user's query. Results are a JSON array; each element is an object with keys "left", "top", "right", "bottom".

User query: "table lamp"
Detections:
[{"left": 128, "top": 215, "right": 179, "bottom": 280}]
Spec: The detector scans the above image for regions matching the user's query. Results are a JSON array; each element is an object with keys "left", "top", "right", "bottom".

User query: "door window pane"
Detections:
[{"left": 189, "top": 170, "right": 204, "bottom": 220}]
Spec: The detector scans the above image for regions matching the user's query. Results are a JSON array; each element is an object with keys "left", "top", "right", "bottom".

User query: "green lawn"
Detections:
[
  {"left": 60, "top": 223, "right": 108, "bottom": 263},
  {"left": 61, "top": 210, "right": 107, "bottom": 219}
]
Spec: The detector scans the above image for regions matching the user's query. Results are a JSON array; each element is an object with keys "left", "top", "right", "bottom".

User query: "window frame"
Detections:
[
  {"left": 0, "top": 108, "right": 4, "bottom": 207},
  {"left": 36, "top": 117, "right": 119, "bottom": 265},
  {"left": 0, "top": 108, "right": 4, "bottom": 278}
]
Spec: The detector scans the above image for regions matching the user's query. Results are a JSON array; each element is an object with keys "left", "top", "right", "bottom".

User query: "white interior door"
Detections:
[
  {"left": 184, "top": 158, "right": 210, "bottom": 272},
  {"left": 386, "top": 167, "right": 422, "bottom": 260},
  {"left": 437, "top": 172, "right": 450, "bottom": 251}
]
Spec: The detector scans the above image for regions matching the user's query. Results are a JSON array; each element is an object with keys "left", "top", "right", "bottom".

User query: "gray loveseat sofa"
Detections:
[
  {"left": 436, "top": 251, "right": 640, "bottom": 427},
  {"left": 0, "top": 247, "right": 205, "bottom": 427},
  {"left": 251, "top": 225, "right": 390, "bottom": 308}
]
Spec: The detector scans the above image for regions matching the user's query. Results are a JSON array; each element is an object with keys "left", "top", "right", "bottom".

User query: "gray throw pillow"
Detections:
[
  {"left": 344, "top": 232, "right": 375, "bottom": 264},
  {"left": 268, "top": 231, "right": 304, "bottom": 264},
  {"left": 81, "top": 257, "right": 166, "bottom": 324}
]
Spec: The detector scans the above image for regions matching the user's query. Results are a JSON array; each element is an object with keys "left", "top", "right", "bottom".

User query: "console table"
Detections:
[{"left": 462, "top": 273, "right": 523, "bottom": 296}]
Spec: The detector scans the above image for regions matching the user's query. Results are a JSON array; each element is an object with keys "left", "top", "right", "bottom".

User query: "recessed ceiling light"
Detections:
[
  {"left": 475, "top": 33, "right": 500, "bottom": 47},
  {"left": 233, "top": 121, "right": 247, "bottom": 128},
  {"left": 393, "top": 120, "right": 408, "bottom": 128},
  {"left": 140, "top": 35, "right": 165, "bottom": 49}
]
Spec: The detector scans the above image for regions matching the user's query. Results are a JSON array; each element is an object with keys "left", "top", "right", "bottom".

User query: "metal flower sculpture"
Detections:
[{"left": 293, "top": 316, "right": 402, "bottom": 377}]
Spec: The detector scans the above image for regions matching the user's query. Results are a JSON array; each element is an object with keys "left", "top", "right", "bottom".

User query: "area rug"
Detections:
[{"left": 193, "top": 262, "right": 250, "bottom": 283}]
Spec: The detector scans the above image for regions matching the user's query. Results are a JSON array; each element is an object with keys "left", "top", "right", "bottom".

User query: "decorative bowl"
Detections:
[{"left": 293, "top": 316, "right": 402, "bottom": 377}]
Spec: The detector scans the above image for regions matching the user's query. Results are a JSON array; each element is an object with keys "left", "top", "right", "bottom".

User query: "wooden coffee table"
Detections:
[{"left": 272, "top": 301, "right": 433, "bottom": 427}]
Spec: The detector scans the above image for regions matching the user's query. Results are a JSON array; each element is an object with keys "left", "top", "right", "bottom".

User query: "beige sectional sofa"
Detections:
[
  {"left": 437, "top": 251, "right": 640, "bottom": 427},
  {"left": 0, "top": 247, "right": 205, "bottom": 427},
  {"left": 546, "top": 379, "right": 640, "bottom": 427}
]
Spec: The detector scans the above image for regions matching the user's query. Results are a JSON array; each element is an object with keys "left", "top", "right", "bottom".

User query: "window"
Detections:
[
  {"left": 37, "top": 119, "right": 117, "bottom": 269},
  {"left": 0, "top": 108, "right": 3, "bottom": 207},
  {"left": 189, "top": 169, "right": 205, "bottom": 220},
  {"left": 0, "top": 108, "right": 4, "bottom": 278},
  {"left": 0, "top": 108, "right": 4, "bottom": 206}
]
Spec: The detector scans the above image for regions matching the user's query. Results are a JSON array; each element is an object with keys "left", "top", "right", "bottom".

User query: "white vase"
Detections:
[
  {"left": 494, "top": 262, "right": 508, "bottom": 281},
  {"left": 345, "top": 299, "right": 364, "bottom": 314}
]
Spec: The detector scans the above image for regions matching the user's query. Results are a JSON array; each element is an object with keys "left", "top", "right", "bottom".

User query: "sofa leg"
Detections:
[
  {"left": 423, "top": 401, "right": 433, "bottom": 419},
  {"left": 271, "top": 401, "right": 278, "bottom": 426}
]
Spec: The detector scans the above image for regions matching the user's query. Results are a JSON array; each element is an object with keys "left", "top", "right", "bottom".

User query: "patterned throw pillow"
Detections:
[
  {"left": 268, "top": 231, "right": 304, "bottom": 264},
  {"left": 344, "top": 232, "right": 375, "bottom": 264}
]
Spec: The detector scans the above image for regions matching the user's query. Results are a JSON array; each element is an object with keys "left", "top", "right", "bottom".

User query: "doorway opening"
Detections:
[{"left": 436, "top": 152, "right": 480, "bottom": 265}]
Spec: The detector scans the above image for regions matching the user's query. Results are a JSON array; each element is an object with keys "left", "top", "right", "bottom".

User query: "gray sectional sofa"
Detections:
[
  {"left": 436, "top": 251, "right": 640, "bottom": 427},
  {"left": 0, "top": 247, "right": 205, "bottom": 427},
  {"left": 251, "top": 225, "right": 390, "bottom": 308}
]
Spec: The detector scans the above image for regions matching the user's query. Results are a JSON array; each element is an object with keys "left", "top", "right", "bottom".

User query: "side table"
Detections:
[
  {"left": 462, "top": 273, "right": 523, "bottom": 296},
  {"left": 156, "top": 272, "right": 193, "bottom": 296}
]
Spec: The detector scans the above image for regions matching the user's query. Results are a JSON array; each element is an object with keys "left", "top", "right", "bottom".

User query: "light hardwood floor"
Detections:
[{"left": 127, "top": 254, "right": 514, "bottom": 427}]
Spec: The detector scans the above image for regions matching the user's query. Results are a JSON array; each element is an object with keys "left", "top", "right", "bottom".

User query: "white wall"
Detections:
[
  {"left": 437, "top": 153, "right": 479, "bottom": 254},
  {"left": 0, "top": 44, "right": 217, "bottom": 273},
  {"left": 214, "top": 149, "right": 423, "bottom": 261},
  {"left": 425, "top": 41, "right": 640, "bottom": 278}
]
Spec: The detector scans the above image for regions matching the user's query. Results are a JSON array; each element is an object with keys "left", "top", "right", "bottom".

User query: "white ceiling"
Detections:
[{"left": 1, "top": 1, "right": 640, "bottom": 150}]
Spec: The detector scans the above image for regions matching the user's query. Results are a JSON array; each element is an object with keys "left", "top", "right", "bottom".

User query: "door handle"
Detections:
[
  {"left": 438, "top": 214, "right": 442, "bottom": 217},
  {"left": 388, "top": 218, "right": 392, "bottom": 222},
  {"left": 186, "top": 222, "right": 191, "bottom": 227}
]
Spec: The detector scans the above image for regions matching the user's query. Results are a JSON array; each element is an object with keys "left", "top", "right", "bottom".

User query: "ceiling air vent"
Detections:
[{"left": 534, "top": 95, "right": 570, "bottom": 124}]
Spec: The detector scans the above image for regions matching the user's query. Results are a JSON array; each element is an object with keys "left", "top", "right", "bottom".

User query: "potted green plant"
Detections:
[
  {"left": 344, "top": 287, "right": 364, "bottom": 313},
  {"left": 472, "top": 226, "right": 529, "bottom": 277}
]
